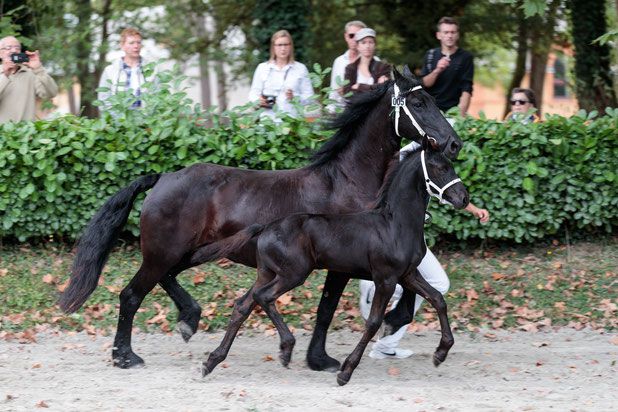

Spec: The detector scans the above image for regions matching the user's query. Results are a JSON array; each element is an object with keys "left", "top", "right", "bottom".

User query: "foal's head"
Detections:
[
  {"left": 409, "top": 143, "right": 469, "bottom": 209},
  {"left": 392, "top": 66, "right": 462, "bottom": 160}
]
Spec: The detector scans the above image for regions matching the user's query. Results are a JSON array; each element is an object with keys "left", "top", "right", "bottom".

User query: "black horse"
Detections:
[
  {"left": 190, "top": 143, "right": 469, "bottom": 385},
  {"left": 59, "top": 67, "right": 462, "bottom": 370}
]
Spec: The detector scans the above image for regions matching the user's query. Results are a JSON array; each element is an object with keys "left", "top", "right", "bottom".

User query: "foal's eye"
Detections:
[{"left": 413, "top": 101, "right": 422, "bottom": 109}]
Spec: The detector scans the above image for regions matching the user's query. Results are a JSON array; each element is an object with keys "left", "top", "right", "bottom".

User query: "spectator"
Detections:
[
  {"left": 98, "top": 28, "right": 153, "bottom": 111},
  {"left": 359, "top": 141, "right": 490, "bottom": 360},
  {"left": 343, "top": 28, "right": 391, "bottom": 97},
  {"left": 421, "top": 16, "right": 473, "bottom": 116},
  {"left": 0, "top": 36, "right": 58, "bottom": 123},
  {"left": 505, "top": 87, "right": 540, "bottom": 124},
  {"left": 328, "top": 20, "right": 366, "bottom": 110},
  {"left": 248, "top": 30, "right": 314, "bottom": 119}
]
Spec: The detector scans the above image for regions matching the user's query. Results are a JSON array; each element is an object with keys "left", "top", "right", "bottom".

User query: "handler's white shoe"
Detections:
[{"left": 368, "top": 348, "right": 413, "bottom": 359}]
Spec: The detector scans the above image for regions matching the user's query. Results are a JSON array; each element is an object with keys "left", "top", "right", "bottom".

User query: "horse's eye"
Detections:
[{"left": 413, "top": 101, "right": 422, "bottom": 109}]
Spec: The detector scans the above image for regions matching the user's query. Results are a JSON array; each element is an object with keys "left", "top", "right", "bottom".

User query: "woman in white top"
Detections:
[{"left": 248, "top": 30, "right": 314, "bottom": 118}]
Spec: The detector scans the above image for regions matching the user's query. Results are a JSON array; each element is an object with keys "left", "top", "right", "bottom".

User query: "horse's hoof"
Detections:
[
  {"left": 279, "top": 352, "right": 292, "bottom": 368},
  {"left": 112, "top": 351, "right": 145, "bottom": 369},
  {"left": 176, "top": 321, "right": 195, "bottom": 343},
  {"left": 336, "top": 372, "right": 350, "bottom": 386},
  {"left": 433, "top": 353, "right": 445, "bottom": 367},
  {"left": 201, "top": 362, "right": 214, "bottom": 377},
  {"left": 307, "top": 355, "right": 341, "bottom": 373}
]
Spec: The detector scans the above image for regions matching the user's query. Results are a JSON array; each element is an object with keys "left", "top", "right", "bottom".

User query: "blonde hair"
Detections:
[
  {"left": 120, "top": 28, "right": 142, "bottom": 44},
  {"left": 269, "top": 30, "right": 295, "bottom": 64}
]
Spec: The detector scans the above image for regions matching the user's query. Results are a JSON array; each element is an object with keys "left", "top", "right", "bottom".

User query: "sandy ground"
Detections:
[{"left": 0, "top": 328, "right": 616, "bottom": 411}]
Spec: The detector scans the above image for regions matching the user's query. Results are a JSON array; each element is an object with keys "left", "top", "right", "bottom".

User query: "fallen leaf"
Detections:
[
  {"left": 491, "top": 272, "right": 506, "bottom": 281},
  {"left": 387, "top": 366, "right": 400, "bottom": 376},
  {"left": 32, "top": 363, "right": 42, "bottom": 369},
  {"left": 554, "top": 302, "right": 566, "bottom": 311},
  {"left": 263, "top": 355, "right": 274, "bottom": 362},
  {"left": 0, "top": 268, "right": 7, "bottom": 277},
  {"left": 536, "top": 360, "right": 544, "bottom": 366},
  {"left": 35, "top": 401, "right": 49, "bottom": 408},
  {"left": 277, "top": 293, "right": 293, "bottom": 305},
  {"left": 193, "top": 273, "right": 205, "bottom": 285},
  {"left": 42, "top": 274, "right": 55, "bottom": 284},
  {"left": 466, "top": 289, "right": 479, "bottom": 301}
]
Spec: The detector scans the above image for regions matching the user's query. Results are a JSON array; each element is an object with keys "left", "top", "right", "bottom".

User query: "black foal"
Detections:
[{"left": 193, "top": 145, "right": 469, "bottom": 385}]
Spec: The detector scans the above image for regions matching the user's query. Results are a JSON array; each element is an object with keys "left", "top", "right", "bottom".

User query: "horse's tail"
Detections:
[
  {"left": 58, "top": 174, "right": 161, "bottom": 313},
  {"left": 189, "top": 224, "right": 265, "bottom": 266}
]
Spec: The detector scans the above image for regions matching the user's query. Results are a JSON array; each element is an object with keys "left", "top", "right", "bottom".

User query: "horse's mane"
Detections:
[
  {"left": 372, "top": 147, "right": 422, "bottom": 209},
  {"left": 308, "top": 81, "right": 392, "bottom": 169},
  {"left": 309, "top": 74, "right": 422, "bottom": 170}
]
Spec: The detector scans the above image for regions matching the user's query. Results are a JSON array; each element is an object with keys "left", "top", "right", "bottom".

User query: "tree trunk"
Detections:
[
  {"left": 568, "top": 0, "right": 617, "bottom": 112},
  {"left": 195, "top": 14, "right": 212, "bottom": 108},
  {"left": 529, "top": 51, "right": 549, "bottom": 116},
  {"left": 504, "top": 2, "right": 528, "bottom": 118},
  {"left": 214, "top": 60, "right": 227, "bottom": 112},
  {"left": 75, "top": 0, "right": 97, "bottom": 118}
]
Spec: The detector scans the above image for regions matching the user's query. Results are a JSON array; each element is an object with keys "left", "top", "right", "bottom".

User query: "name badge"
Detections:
[{"left": 391, "top": 96, "right": 406, "bottom": 107}]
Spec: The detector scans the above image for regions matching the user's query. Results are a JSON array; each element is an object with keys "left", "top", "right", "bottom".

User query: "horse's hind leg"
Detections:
[
  {"left": 112, "top": 262, "right": 166, "bottom": 368},
  {"left": 253, "top": 267, "right": 310, "bottom": 368},
  {"left": 337, "top": 280, "right": 396, "bottom": 386},
  {"left": 400, "top": 270, "right": 454, "bottom": 366},
  {"left": 306, "top": 271, "right": 350, "bottom": 372},
  {"left": 202, "top": 268, "right": 275, "bottom": 376},
  {"left": 159, "top": 271, "right": 202, "bottom": 343}
]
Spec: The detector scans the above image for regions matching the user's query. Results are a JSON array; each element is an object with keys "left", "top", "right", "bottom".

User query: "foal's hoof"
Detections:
[
  {"left": 112, "top": 351, "right": 145, "bottom": 369},
  {"left": 433, "top": 352, "right": 447, "bottom": 367},
  {"left": 307, "top": 354, "right": 341, "bottom": 373},
  {"left": 201, "top": 362, "right": 215, "bottom": 377},
  {"left": 336, "top": 372, "right": 351, "bottom": 386},
  {"left": 176, "top": 321, "right": 195, "bottom": 343},
  {"left": 279, "top": 351, "right": 292, "bottom": 368}
]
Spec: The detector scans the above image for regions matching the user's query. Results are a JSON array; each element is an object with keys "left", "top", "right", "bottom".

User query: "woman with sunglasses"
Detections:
[
  {"left": 248, "top": 30, "right": 314, "bottom": 119},
  {"left": 505, "top": 87, "right": 540, "bottom": 124},
  {"left": 343, "top": 28, "right": 391, "bottom": 98}
]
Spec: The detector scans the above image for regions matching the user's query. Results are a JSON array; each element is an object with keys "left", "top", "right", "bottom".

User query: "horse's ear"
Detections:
[
  {"left": 421, "top": 135, "right": 430, "bottom": 151},
  {"left": 392, "top": 66, "right": 404, "bottom": 84},
  {"left": 402, "top": 65, "right": 413, "bottom": 78}
]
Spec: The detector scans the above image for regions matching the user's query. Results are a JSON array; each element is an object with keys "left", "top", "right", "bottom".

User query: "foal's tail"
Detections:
[
  {"left": 189, "top": 224, "right": 265, "bottom": 266},
  {"left": 58, "top": 174, "right": 161, "bottom": 313}
]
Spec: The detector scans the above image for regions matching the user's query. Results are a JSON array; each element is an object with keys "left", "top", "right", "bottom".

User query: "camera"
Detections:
[
  {"left": 10, "top": 53, "right": 29, "bottom": 64},
  {"left": 262, "top": 95, "right": 277, "bottom": 108}
]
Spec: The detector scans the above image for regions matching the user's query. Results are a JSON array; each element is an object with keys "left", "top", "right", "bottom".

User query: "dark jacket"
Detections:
[{"left": 343, "top": 57, "right": 391, "bottom": 96}]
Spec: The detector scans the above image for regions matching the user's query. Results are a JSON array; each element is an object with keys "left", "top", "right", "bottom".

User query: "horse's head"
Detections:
[
  {"left": 420, "top": 139, "right": 469, "bottom": 209},
  {"left": 392, "top": 66, "right": 462, "bottom": 160}
]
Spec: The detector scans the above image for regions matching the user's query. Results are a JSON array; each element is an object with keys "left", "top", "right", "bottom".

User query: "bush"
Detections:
[
  {"left": 425, "top": 109, "right": 618, "bottom": 243},
  {"left": 0, "top": 66, "right": 616, "bottom": 243}
]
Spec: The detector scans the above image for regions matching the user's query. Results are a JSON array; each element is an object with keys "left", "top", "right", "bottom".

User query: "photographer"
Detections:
[
  {"left": 0, "top": 36, "right": 58, "bottom": 123},
  {"left": 248, "top": 30, "right": 314, "bottom": 119}
]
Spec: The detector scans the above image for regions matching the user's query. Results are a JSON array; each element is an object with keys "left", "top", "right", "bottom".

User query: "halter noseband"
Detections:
[{"left": 420, "top": 150, "right": 461, "bottom": 206}]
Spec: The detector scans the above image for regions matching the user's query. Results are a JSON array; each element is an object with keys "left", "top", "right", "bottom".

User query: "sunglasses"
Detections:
[
  {"left": 347, "top": 33, "right": 356, "bottom": 39},
  {"left": 510, "top": 99, "right": 530, "bottom": 105}
]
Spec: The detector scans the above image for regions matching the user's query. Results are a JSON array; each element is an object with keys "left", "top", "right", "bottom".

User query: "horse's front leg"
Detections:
[
  {"left": 159, "top": 270, "right": 202, "bottom": 343},
  {"left": 337, "top": 280, "right": 396, "bottom": 386},
  {"left": 400, "top": 269, "right": 454, "bottom": 366},
  {"left": 306, "top": 271, "right": 350, "bottom": 372}
]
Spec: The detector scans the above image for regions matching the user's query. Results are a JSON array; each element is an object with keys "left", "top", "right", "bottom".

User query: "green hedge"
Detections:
[{"left": 0, "top": 68, "right": 616, "bottom": 242}]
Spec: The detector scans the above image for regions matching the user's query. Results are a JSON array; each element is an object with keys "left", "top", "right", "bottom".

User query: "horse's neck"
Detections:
[
  {"left": 337, "top": 99, "right": 400, "bottom": 188},
  {"left": 383, "top": 161, "right": 428, "bottom": 240}
]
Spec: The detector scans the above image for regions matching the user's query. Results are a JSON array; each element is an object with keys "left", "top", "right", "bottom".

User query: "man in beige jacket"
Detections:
[{"left": 0, "top": 36, "right": 58, "bottom": 123}]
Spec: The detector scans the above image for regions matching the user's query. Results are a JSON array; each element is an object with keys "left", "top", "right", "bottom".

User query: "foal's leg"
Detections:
[
  {"left": 306, "top": 271, "right": 350, "bottom": 372},
  {"left": 400, "top": 270, "right": 454, "bottom": 366},
  {"left": 112, "top": 262, "right": 167, "bottom": 368},
  {"left": 337, "top": 281, "right": 396, "bottom": 386},
  {"left": 253, "top": 269, "right": 311, "bottom": 368},
  {"left": 159, "top": 271, "right": 202, "bottom": 343},
  {"left": 202, "top": 267, "right": 275, "bottom": 376}
]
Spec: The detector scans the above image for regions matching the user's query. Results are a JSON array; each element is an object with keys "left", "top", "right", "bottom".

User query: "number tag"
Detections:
[{"left": 391, "top": 96, "right": 406, "bottom": 107}]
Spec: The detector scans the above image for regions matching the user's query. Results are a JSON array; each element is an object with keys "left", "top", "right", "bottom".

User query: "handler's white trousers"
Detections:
[{"left": 359, "top": 248, "right": 449, "bottom": 353}]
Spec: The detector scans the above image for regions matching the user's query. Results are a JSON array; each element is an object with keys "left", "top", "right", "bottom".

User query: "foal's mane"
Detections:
[
  {"left": 308, "top": 81, "right": 393, "bottom": 169},
  {"left": 373, "top": 148, "right": 422, "bottom": 209}
]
